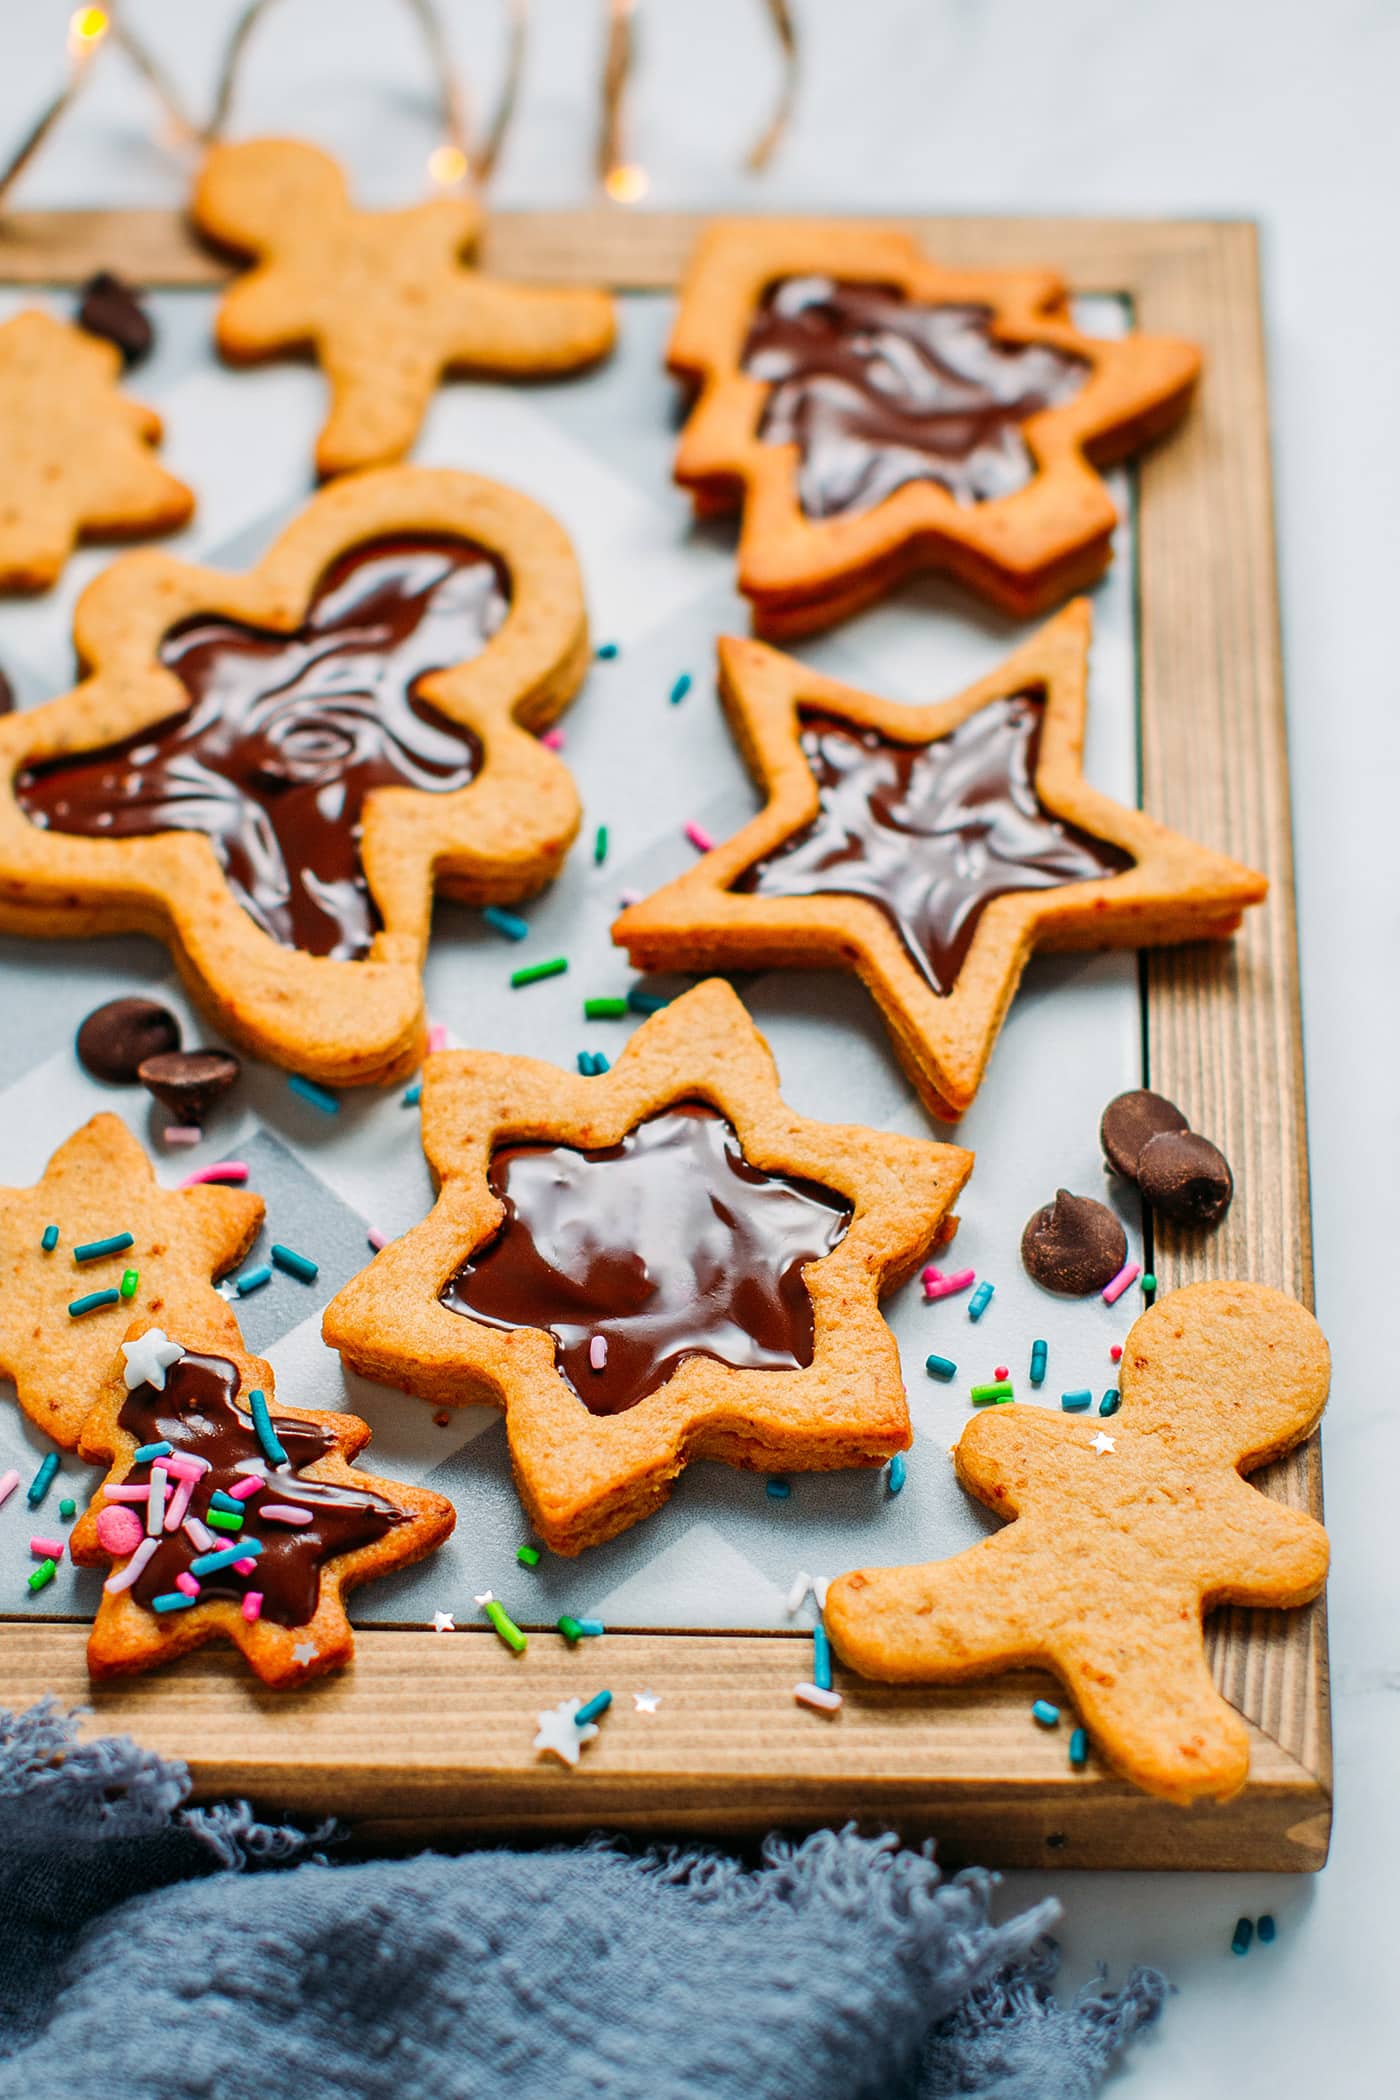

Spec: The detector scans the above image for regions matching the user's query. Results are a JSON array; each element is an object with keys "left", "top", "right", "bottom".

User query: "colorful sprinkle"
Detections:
[
  {"left": 483, "top": 905, "right": 529, "bottom": 941},
  {"left": 970, "top": 1380, "right": 1014, "bottom": 1405},
  {"left": 271, "top": 1243, "right": 318, "bottom": 1283},
  {"left": 794, "top": 1682, "right": 842, "bottom": 1714},
  {"left": 1141, "top": 1273, "right": 1157, "bottom": 1293},
  {"left": 925, "top": 1354, "right": 957, "bottom": 1382},
  {"left": 162, "top": 1126, "right": 202, "bottom": 1147},
  {"left": 484, "top": 1598, "right": 527, "bottom": 1653},
  {"left": 402, "top": 1081, "right": 423, "bottom": 1108},
  {"left": 179, "top": 1160, "right": 250, "bottom": 1187},
  {"left": 1032, "top": 1698, "right": 1061, "bottom": 1727},
  {"left": 68, "top": 1289, "right": 119, "bottom": 1317},
  {"left": 627, "top": 985, "right": 669, "bottom": 1015},
  {"left": 235, "top": 1265, "right": 272, "bottom": 1296},
  {"left": 27, "top": 1558, "right": 57, "bottom": 1593},
  {"left": 367, "top": 1228, "right": 388, "bottom": 1251},
  {"left": 104, "top": 1534, "right": 159, "bottom": 1592},
  {"left": 596, "top": 641, "right": 619, "bottom": 660},
  {"left": 26, "top": 1453, "right": 59, "bottom": 1508},
  {"left": 208, "top": 1490, "right": 243, "bottom": 1513},
  {"left": 174, "top": 1571, "right": 200, "bottom": 1598},
  {"left": 574, "top": 1689, "right": 612, "bottom": 1727},
  {"left": 1069, "top": 1726, "right": 1088, "bottom": 1768},
  {"left": 766, "top": 1478, "right": 792, "bottom": 1500},
  {"left": 593, "top": 825, "right": 608, "bottom": 864},
  {"left": 540, "top": 726, "right": 565, "bottom": 751},
  {"left": 887, "top": 1452, "right": 907, "bottom": 1495},
  {"left": 248, "top": 1388, "right": 287, "bottom": 1467},
  {"left": 557, "top": 1615, "right": 584, "bottom": 1643},
  {"left": 669, "top": 672, "right": 692, "bottom": 705},
  {"left": 967, "top": 1281, "right": 994, "bottom": 1321},
  {"left": 146, "top": 1464, "right": 167, "bottom": 1535},
  {"left": 288, "top": 1075, "right": 340, "bottom": 1114},
  {"left": 132, "top": 1440, "right": 173, "bottom": 1463},
  {"left": 1099, "top": 1390, "right": 1121, "bottom": 1416},
  {"left": 684, "top": 820, "right": 715, "bottom": 853},
  {"left": 994, "top": 1365, "right": 1009, "bottom": 1381},
  {"left": 1061, "top": 1389, "right": 1092, "bottom": 1412},
  {"left": 151, "top": 1591, "right": 196, "bottom": 1613},
  {"left": 40, "top": 1224, "right": 58, "bottom": 1252},
  {"left": 30, "top": 1537, "right": 63, "bottom": 1560},
  {"left": 576, "top": 1619, "right": 606, "bottom": 1637},
  {"left": 72, "top": 1231, "right": 134, "bottom": 1264},
  {"left": 1231, "top": 1918, "right": 1254, "bottom": 1957},
  {"left": 1029, "top": 1339, "right": 1048, "bottom": 1387},
  {"left": 812, "top": 1621, "right": 833, "bottom": 1692},
  {"left": 584, "top": 997, "right": 628, "bottom": 1020},
  {"left": 189, "top": 1540, "right": 263, "bottom": 1577},
  {"left": 517, "top": 1544, "right": 541, "bottom": 1567},
  {"left": 511, "top": 957, "right": 568, "bottom": 988},
  {"left": 226, "top": 1475, "right": 262, "bottom": 1501},
  {"left": 1110, "top": 1343, "right": 1123, "bottom": 1364},
  {"left": 1102, "top": 1259, "right": 1141, "bottom": 1306},
  {"left": 427, "top": 1023, "right": 449, "bottom": 1054},
  {"left": 241, "top": 1591, "right": 263, "bottom": 1622},
  {"left": 58, "top": 1497, "right": 76, "bottom": 1520},
  {"left": 120, "top": 1268, "right": 139, "bottom": 1299},
  {"left": 1257, "top": 1914, "right": 1276, "bottom": 1944},
  {"left": 95, "top": 1504, "right": 143, "bottom": 1556},
  {"left": 924, "top": 1268, "right": 976, "bottom": 1302},
  {"left": 0, "top": 1469, "right": 19, "bottom": 1509},
  {"left": 182, "top": 1516, "right": 215, "bottom": 1552},
  {"left": 589, "top": 1334, "right": 608, "bottom": 1371},
  {"left": 205, "top": 1507, "right": 244, "bottom": 1533},
  {"left": 232, "top": 1554, "right": 258, "bottom": 1576},
  {"left": 259, "top": 1504, "right": 313, "bottom": 1525}
]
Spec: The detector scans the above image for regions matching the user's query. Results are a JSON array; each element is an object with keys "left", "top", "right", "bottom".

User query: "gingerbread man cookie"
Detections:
[
  {"left": 668, "top": 221, "right": 1200, "bottom": 634},
  {"left": 71, "top": 1316, "right": 454, "bottom": 1685},
  {"left": 0, "top": 1114, "right": 262, "bottom": 1448},
  {"left": 826, "top": 1282, "right": 1330, "bottom": 1805},
  {"left": 323, "top": 978, "right": 972, "bottom": 1554},
  {"left": 614, "top": 603, "right": 1266, "bottom": 1121},
  {"left": 0, "top": 465, "right": 590, "bottom": 1086},
  {"left": 0, "top": 309, "right": 193, "bottom": 593},
  {"left": 193, "top": 138, "right": 617, "bottom": 477}
]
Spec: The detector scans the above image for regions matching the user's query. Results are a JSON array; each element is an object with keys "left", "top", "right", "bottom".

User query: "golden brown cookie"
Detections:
[
  {"left": 0, "top": 309, "right": 193, "bottom": 593},
  {"left": 0, "top": 465, "right": 590, "bottom": 1086},
  {"left": 668, "top": 221, "right": 1200, "bottom": 634},
  {"left": 826, "top": 1282, "right": 1330, "bottom": 1805},
  {"left": 0, "top": 1114, "right": 262, "bottom": 1448},
  {"left": 614, "top": 603, "right": 1266, "bottom": 1121},
  {"left": 70, "top": 1314, "right": 454, "bottom": 1686},
  {"left": 193, "top": 138, "right": 617, "bottom": 477},
  {"left": 322, "top": 978, "right": 972, "bottom": 1554}
]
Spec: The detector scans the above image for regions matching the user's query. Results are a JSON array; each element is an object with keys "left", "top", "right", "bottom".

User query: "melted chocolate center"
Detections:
[
  {"left": 439, "top": 1101, "right": 852, "bottom": 1416},
  {"left": 736, "top": 696, "right": 1133, "bottom": 995},
  {"left": 117, "top": 1351, "right": 404, "bottom": 1626},
  {"left": 17, "top": 536, "right": 509, "bottom": 960},
  {"left": 741, "top": 277, "right": 1089, "bottom": 519}
]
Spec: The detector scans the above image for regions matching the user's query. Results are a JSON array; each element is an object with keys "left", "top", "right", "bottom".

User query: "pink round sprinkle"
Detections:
[
  {"left": 921, "top": 1266, "right": 944, "bottom": 1285},
  {"left": 162, "top": 1126, "right": 202, "bottom": 1148},
  {"left": 1110, "top": 1344, "right": 1123, "bottom": 1363},
  {"left": 95, "top": 1504, "right": 144, "bottom": 1556},
  {"left": 540, "top": 727, "right": 565, "bottom": 750},
  {"left": 427, "top": 1023, "right": 449, "bottom": 1053},
  {"left": 174, "top": 1571, "right": 200, "bottom": 1598},
  {"left": 994, "top": 1366, "right": 1009, "bottom": 1382},
  {"left": 589, "top": 1335, "right": 608, "bottom": 1371},
  {"left": 179, "top": 1161, "right": 249, "bottom": 1189}
]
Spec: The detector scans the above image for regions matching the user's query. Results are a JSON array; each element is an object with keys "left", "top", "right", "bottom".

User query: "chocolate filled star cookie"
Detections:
[
  {"left": 668, "top": 221, "right": 1200, "bottom": 634},
  {"left": 613, "top": 603, "right": 1266, "bottom": 1121},
  {"left": 322, "top": 979, "right": 972, "bottom": 1554}
]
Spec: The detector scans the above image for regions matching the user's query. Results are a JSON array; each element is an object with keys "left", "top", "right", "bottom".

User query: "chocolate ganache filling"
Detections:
[
  {"left": 736, "top": 696, "right": 1133, "bottom": 996},
  {"left": 440, "top": 1101, "right": 852, "bottom": 1416},
  {"left": 118, "top": 1351, "right": 404, "bottom": 1626},
  {"left": 741, "top": 276, "right": 1089, "bottom": 519},
  {"left": 17, "top": 536, "right": 509, "bottom": 960}
]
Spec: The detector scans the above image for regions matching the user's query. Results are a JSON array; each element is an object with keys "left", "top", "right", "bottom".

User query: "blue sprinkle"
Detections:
[
  {"left": 1029, "top": 1339, "right": 1047, "bottom": 1387},
  {"left": 574, "top": 1689, "right": 612, "bottom": 1727},
  {"left": 595, "top": 641, "right": 620, "bottom": 660},
  {"left": 627, "top": 985, "right": 669, "bottom": 1015},
  {"left": 1032, "top": 1698, "right": 1061, "bottom": 1727},
  {"left": 1256, "top": 1914, "right": 1276, "bottom": 1944},
  {"left": 887, "top": 1452, "right": 907, "bottom": 1495},
  {"left": 1069, "top": 1726, "right": 1088, "bottom": 1768},
  {"left": 26, "top": 1452, "right": 59, "bottom": 1508},
  {"left": 151, "top": 1591, "right": 198, "bottom": 1613},
  {"left": 132, "top": 1440, "right": 173, "bottom": 1464},
  {"left": 189, "top": 1539, "right": 264, "bottom": 1577},
  {"left": 1099, "top": 1389, "right": 1121, "bottom": 1416},
  {"left": 288, "top": 1074, "right": 339, "bottom": 1115},
  {"left": 73, "top": 1231, "right": 134, "bottom": 1264},
  {"left": 925, "top": 1353, "right": 957, "bottom": 1382},
  {"left": 669, "top": 672, "right": 692, "bottom": 706},
  {"left": 208, "top": 1490, "right": 245, "bottom": 1514},
  {"left": 247, "top": 1387, "right": 287, "bottom": 1467},
  {"left": 590, "top": 1052, "right": 610, "bottom": 1074},
  {"left": 483, "top": 905, "right": 529, "bottom": 942},
  {"left": 402, "top": 1081, "right": 423, "bottom": 1107},
  {"left": 967, "top": 1281, "right": 994, "bottom": 1321},
  {"left": 576, "top": 1052, "right": 594, "bottom": 1075},
  {"left": 271, "top": 1243, "right": 319, "bottom": 1283},
  {"left": 766, "top": 1478, "right": 792, "bottom": 1500},
  {"left": 575, "top": 1618, "right": 606, "bottom": 1637},
  {"left": 812, "top": 1621, "right": 833, "bottom": 1692},
  {"left": 235, "top": 1265, "right": 272, "bottom": 1296},
  {"left": 40, "top": 1224, "right": 58, "bottom": 1252},
  {"left": 1061, "top": 1389, "right": 1092, "bottom": 1412},
  {"left": 1231, "top": 1918, "right": 1254, "bottom": 1957}
]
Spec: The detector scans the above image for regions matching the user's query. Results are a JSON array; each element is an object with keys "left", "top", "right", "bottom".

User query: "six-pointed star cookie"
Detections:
[
  {"left": 322, "top": 978, "right": 972, "bottom": 1554},
  {"left": 0, "top": 465, "right": 590, "bottom": 1086},
  {"left": 0, "top": 1115, "right": 262, "bottom": 1447},
  {"left": 668, "top": 220, "right": 1200, "bottom": 634},
  {"left": 193, "top": 138, "right": 617, "bottom": 478},
  {"left": 0, "top": 309, "right": 194, "bottom": 593},
  {"left": 826, "top": 1282, "right": 1330, "bottom": 1805},
  {"left": 613, "top": 602, "right": 1267, "bottom": 1121},
  {"left": 70, "top": 1314, "right": 455, "bottom": 1686}
]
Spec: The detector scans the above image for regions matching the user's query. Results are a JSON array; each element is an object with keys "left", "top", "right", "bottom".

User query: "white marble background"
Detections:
[{"left": 2, "top": 1, "right": 1395, "bottom": 2090}]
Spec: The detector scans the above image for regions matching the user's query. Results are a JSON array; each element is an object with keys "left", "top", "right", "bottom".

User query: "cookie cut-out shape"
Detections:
[
  {"left": 0, "top": 309, "right": 193, "bottom": 593},
  {"left": 826, "top": 1282, "right": 1330, "bottom": 1805},
  {"left": 194, "top": 138, "right": 617, "bottom": 477},
  {"left": 669, "top": 222, "right": 1200, "bottom": 635},
  {"left": 70, "top": 1316, "right": 454, "bottom": 1685},
  {"left": 323, "top": 978, "right": 972, "bottom": 1555},
  {"left": 0, "top": 1115, "right": 262, "bottom": 1447},
  {"left": 0, "top": 466, "right": 590, "bottom": 1086},
  {"left": 614, "top": 603, "right": 1266, "bottom": 1121}
]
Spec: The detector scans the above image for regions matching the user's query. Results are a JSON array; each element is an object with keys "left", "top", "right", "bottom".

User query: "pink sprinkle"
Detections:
[
  {"left": 367, "top": 1228, "right": 388, "bottom": 1252},
  {"left": 427, "top": 1023, "right": 449, "bottom": 1053},
  {"left": 104, "top": 1534, "right": 158, "bottom": 1593},
  {"left": 178, "top": 1161, "right": 248, "bottom": 1188},
  {"left": 794, "top": 1682, "right": 842, "bottom": 1714},
  {"left": 183, "top": 1515, "right": 215, "bottom": 1551},
  {"left": 259, "top": 1503, "right": 313, "bottom": 1525},
  {"left": 540, "top": 727, "right": 565, "bottom": 751},
  {"left": 232, "top": 1555, "right": 257, "bottom": 1576},
  {"left": 589, "top": 1335, "right": 608, "bottom": 1371},
  {"left": 96, "top": 1504, "right": 145, "bottom": 1556},
  {"left": 162, "top": 1478, "right": 194, "bottom": 1533},
  {"left": 146, "top": 1464, "right": 168, "bottom": 1536},
  {"left": 1110, "top": 1344, "right": 1123, "bottom": 1363},
  {"left": 161, "top": 1126, "right": 202, "bottom": 1148},
  {"left": 1102, "top": 1260, "right": 1141, "bottom": 1306},
  {"left": 0, "top": 1468, "right": 19, "bottom": 1509},
  {"left": 227, "top": 1475, "right": 263, "bottom": 1501},
  {"left": 994, "top": 1366, "right": 1009, "bottom": 1382},
  {"left": 617, "top": 888, "right": 642, "bottom": 908},
  {"left": 921, "top": 1266, "right": 944, "bottom": 1285},
  {"left": 174, "top": 1571, "right": 200, "bottom": 1598},
  {"left": 163, "top": 1454, "right": 210, "bottom": 1482},
  {"left": 100, "top": 1483, "right": 149, "bottom": 1503},
  {"left": 30, "top": 1536, "right": 64, "bottom": 1561},
  {"left": 241, "top": 1591, "right": 263, "bottom": 1623},
  {"left": 924, "top": 1268, "right": 975, "bottom": 1302},
  {"left": 684, "top": 821, "right": 715, "bottom": 853}
]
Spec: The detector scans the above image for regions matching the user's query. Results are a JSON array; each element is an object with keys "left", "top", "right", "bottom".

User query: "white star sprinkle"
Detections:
[
  {"left": 432, "top": 1611, "right": 455, "bottom": 1634},
  {"left": 632, "top": 1689, "right": 661, "bottom": 1714},
  {"left": 291, "top": 1641, "right": 318, "bottom": 1666},
  {"left": 1090, "top": 1432, "right": 1116, "bottom": 1456},
  {"left": 121, "top": 1328, "right": 184, "bottom": 1393},
  {"left": 533, "top": 1697, "right": 599, "bottom": 1767},
  {"left": 473, "top": 1589, "right": 494, "bottom": 1606}
]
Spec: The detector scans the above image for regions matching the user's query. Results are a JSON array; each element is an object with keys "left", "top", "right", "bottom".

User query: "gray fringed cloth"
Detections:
[{"left": 0, "top": 1703, "right": 1166, "bottom": 2099}]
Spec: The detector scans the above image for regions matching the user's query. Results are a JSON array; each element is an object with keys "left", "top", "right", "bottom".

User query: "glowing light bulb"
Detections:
[
  {"left": 68, "top": 6, "right": 109, "bottom": 51},
  {"left": 427, "top": 144, "right": 469, "bottom": 189},
  {"left": 604, "top": 162, "right": 649, "bottom": 205}
]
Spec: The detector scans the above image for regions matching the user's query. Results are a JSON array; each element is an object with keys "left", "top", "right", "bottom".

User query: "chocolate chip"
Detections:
[
  {"left": 1137, "top": 1130, "right": 1234, "bottom": 1227},
  {"left": 1020, "top": 1190, "right": 1128, "bottom": 1296},
  {"left": 137, "top": 1048, "right": 241, "bottom": 1126},
  {"left": 76, "top": 997, "right": 181, "bottom": 1084},
  {"left": 1099, "top": 1089, "right": 1190, "bottom": 1181},
  {"left": 76, "top": 271, "right": 153, "bottom": 366}
]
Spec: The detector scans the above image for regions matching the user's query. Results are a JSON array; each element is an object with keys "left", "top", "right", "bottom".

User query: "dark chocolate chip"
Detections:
[
  {"left": 137, "top": 1048, "right": 241, "bottom": 1126},
  {"left": 1137, "top": 1129, "right": 1234, "bottom": 1227},
  {"left": 1099, "top": 1088, "right": 1189, "bottom": 1182},
  {"left": 76, "top": 997, "right": 181, "bottom": 1084},
  {"left": 77, "top": 271, "right": 154, "bottom": 365},
  {"left": 1020, "top": 1189, "right": 1128, "bottom": 1296}
]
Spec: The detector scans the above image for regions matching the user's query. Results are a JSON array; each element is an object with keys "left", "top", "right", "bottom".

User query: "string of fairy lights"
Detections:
[{"left": 0, "top": 0, "right": 800, "bottom": 210}]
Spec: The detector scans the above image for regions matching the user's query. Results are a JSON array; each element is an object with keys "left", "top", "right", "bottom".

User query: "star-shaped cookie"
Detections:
[
  {"left": 668, "top": 220, "right": 1200, "bottom": 634},
  {"left": 323, "top": 978, "right": 972, "bottom": 1554},
  {"left": 0, "top": 1115, "right": 262, "bottom": 1447},
  {"left": 0, "top": 464, "right": 590, "bottom": 1086},
  {"left": 613, "top": 602, "right": 1266, "bottom": 1121},
  {"left": 193, "top": 138, "right": 617, "bottom": 478},
  {"left": 826, "top": 1282, "right": 1330, "bottom": 1805},
  {"left": 70, "top": 1316, "right": 455, "bottom": 1685},
  {"left": 0, "top": 309, "right": 193, "bottom": 593}
]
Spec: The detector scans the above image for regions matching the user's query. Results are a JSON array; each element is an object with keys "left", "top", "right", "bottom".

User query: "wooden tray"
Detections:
[{"left": 0, "top": 208, "right": 1323, "bottom": 1871}]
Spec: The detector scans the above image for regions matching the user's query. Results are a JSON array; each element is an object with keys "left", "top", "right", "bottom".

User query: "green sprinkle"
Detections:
[
  {"left": 925, "top": 1354, "right": 957, "bottom": 1382},
  {"left": 626, "top": 985, "right": 668, "bottom": 1015},
  {"left": 1029, "top": 1339, "right": 1047, "bottom": 1387},
  {"left": 68, "top": 1289, "right": 119, "bottom": 1318},
  {"left": 1032, "top": 1698, "right": 1061, "bottom": 1727},
  {"left": 1231, "top": 1918, "right": 1254, "bottom": 1957},
  {"left": 596, "top": 641, "right": 619, "bottom": 660},
  {"left": 970, "top": 1380, "right": 1014, "bottom": 1405},
  {"left": 669, "top": 672, "right": 692, "bottom": 705},
  {"left": 574, "top": 1689, "right": 612, "bottom": 1726},
  {"left": 27, "top": 1453, "right": 59, "bottom": 1508},
  {"left": 288, "top": 1074, "right": 340, "bottom": 1114},
  {"left": 584, "top": 996, "right": 627, "bottom": 1020},
  {"left": 271, "top": 1243, "right": 319, "bottom": 1283},
  {"left": 483, "top": 905, "right": 529, "bottom": 941},
  {"left": 1099, "top": 1389, "right": 1121, "bottom": 1416},
  {"left": 1060, "top": 1389, "right": 1092, "bottom": 1412},
  {"left": 593, "top": 825, "right": 608, "bottom": 865},
  {"left": 120, "top": 1268, "right": 139, "bottom": 1299},
  {"left": 248, "top": 1387, "right": 287, "bottom": 1467},
  {"left": 484, "top": 1598, "right": 527, "bottom": 1653},
  {"left": 206, "top": 1507, "right": 244, "bottom": 1533},
  {"left": 72, "top": 1232, "right": 134, "bottom": 1265},
  {"left": 27, "top": 1558, "right": 57, "bottom": 1594},
  {"left": 58, "top": 1498, "right": 76, "bottom": 1521},
  {"left": 557, "top": 1614, "right": 584, "bottom": 1644},
  {"left": 516, "top": 1544, "right": 541, "bottom": 1567},
  {"left": 40, "top": 1224, "right": 58, "bottom": 1252},
  {"left": 1069, "top": 1726, "right": 1088, "bottom": 1768},
  {"left": 511, "top": 957, "right": 568, "bottom": 988},
  {"left": 1141, "top": 1273, "right": 1157, "bottom": 1292},
  {"left": 402, "top": 1081, "right": 422, "bottom": 1107}
]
